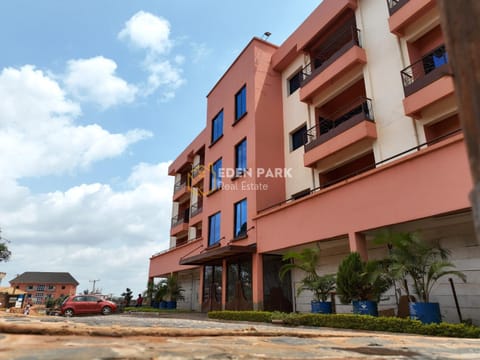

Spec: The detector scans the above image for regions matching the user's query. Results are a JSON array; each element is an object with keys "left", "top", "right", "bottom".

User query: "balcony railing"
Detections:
[
  {"left": 387, "top": 0, "right": 409, "bottom": 15},
  {"left": 401, "top": 45, "right": 451, "bottom": 97},
  {"left": 174, "top": 179, "right": 187, "bottom": 193},
  {"left": 300, "top": 25, "right": 362, "bottom": 87},
  {"left": 171, "top": 210, "right": 189, "bottom": 228},
  {"left": 190, "top": 201, "right": 203, "bottom": 218},
  {"left": 191, "top": 164, "right": 204, "bottom": 179},
  {"left": 305, "top": 97, "right": 374, "bottom": 151}
]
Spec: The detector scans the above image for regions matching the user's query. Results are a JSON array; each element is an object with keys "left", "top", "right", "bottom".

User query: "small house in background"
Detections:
[{"left": 9, "top": 272, "right": 79, "bottom": 304}]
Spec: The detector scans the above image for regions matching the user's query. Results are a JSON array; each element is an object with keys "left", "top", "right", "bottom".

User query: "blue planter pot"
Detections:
[
  {"left": 352, "top": 300, "right": 378, "bottom": 316},
  {"left": 311, "top": 301, "right": 332, "bottom": 314},
  {"left": 166, "top": 300, "right": 177, "bottom": 309},
  {"left": 409, "top": 302, "right": 441, "bottom": 324},
  {"left": 152, "top": 301, "right": 159, "bottom": 309},
  {"left": 159, "top": 301, "right": 168, "bottom": 309}
]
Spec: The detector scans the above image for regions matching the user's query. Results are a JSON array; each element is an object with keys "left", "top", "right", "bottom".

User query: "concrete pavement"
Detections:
[{"left": 1, "top": 312, "right": 479, "bottom": 359}]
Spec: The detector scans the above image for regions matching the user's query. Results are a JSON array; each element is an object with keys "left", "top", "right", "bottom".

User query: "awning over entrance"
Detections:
[{"left": 179, "top": 244, "right": 256, "bottom": 265}]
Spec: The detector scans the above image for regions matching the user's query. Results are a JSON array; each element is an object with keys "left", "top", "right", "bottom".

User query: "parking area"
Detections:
[{"left": 1, "top": 313, "right": 480, "bottom": 359}]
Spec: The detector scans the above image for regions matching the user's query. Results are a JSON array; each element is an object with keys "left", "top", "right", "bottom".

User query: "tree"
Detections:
[
  {"left": 375, "top": 231, "right": 466, "bottom": 303},
  {"left": 0, "top": 229, "right": 11, "bottom": 262},
  {"left": 122, "top": 288, "right": 133, "bottom": 306},
  {"left": 279, "top": 247, "right": 336, "bottom": 302}
]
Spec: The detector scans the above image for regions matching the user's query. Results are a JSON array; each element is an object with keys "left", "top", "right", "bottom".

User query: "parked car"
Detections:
[{"left": 61, "top": 295, "right": 117, "bottom": 317}]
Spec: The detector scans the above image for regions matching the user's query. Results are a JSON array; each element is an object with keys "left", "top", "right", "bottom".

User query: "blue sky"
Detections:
[{"left": 0, "top": 1, "right": 320, "bottom": 296}]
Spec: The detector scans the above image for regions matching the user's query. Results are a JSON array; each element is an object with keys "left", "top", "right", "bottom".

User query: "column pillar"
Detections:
[
  {"left": 348, "top": 232, "right": 368, "bottom": 260},
  {"left": 252, "top": 253, "right": 264, "bottom": 311}
]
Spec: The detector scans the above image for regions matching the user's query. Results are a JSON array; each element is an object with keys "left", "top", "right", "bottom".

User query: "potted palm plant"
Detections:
[
  {"left": 376, "top": 231, "right": 466, "bottom": 323},
  {"left": 165, "top": 274, "right": 185, "bottom": 309},
  {"left": 336, "top": 252, "right": 391, "bottom": 316},
  {"left": 151, "top": 279, "right": 167, "bottom": 309},
  {"left": 279, "top": 247, "right": 336, "bottom": 314}
]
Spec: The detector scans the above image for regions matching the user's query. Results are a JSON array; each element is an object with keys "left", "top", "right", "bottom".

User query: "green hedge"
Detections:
[
  {"left": 208, "top": 311, "right": 273, "bottom": 323},
  {"left": 207, "top": 311, "right": 480, "bottom": 338}
]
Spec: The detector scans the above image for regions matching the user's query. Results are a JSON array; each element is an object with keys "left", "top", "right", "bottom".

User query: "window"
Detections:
[
  {"left": 36, "top": 284, "right": 45, "bottom": 291},
  {"left": 47, "top": 285, "right": 55, "bottom": 291},
  {"left": 211, "top": 110, "right": 224, "bottom": 143},
  {"left": 290, "top": 124, "right": 307, "bottom": 151},
  {"left": 234, "top": 199, "right": 247, "bottom": 238},
  {"left": 288, "top": 69, "right": 302, "bottom": 95},
  {"left": 26, "top": 285, "right": 34, "bottom": 291},
  {"left": 209, "top": 158, "right": 223, "bottom": 191},
  {"left": 208, "top": 212, "right": 221, "bottom": 246},
  {"left": 235, "top": 138, "right": 247, "bottom": 175},
  {"left": 235, "top": 85, "right": 247, "bottom": 121}
]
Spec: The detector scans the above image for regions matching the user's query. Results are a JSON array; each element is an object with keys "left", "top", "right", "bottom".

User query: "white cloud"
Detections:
[
  {"left": 0, "top": 162, "right": 174, "bottom": 295},
  {"left": 64, "top": 56, "right": 138, "bottom": 109},
  {"left": 118, "top": 11, "right": 172, "bottom": 54},
  {"left": 190, "top": 42, "right": 212, "bottom": 63},
  {"left": 0, "top": 65, "right": 151, "bottom": 179},
  {"left": 119, "top": 11, "right": 185, "bottom": 101}
]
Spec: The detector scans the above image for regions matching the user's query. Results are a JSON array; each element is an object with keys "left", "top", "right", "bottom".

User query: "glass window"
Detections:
[
  {"left": 234, "top": 199, "right": 247, "bottom": 238},
  {"left": 235, "top": 85, "right": 247, "bottom": 121},
  {"left": 227, "top": 256, "right": 252, "bottom": 303},
  {"left": 235, "top": 139, "right": 247, "bottom": 175},
  {"left": 209, "top": 158, "right": 222, "bottom": 191},
  {"left": 211, "top": 110, "right": 224, "bottom": 143},
  {"left": 208, "top": 212, "right": 221, "bottom": 246},
  {"left": 291, "top": 124, "right": 307, "bottom": 151},
  {"left": 288, "top": 70, "right": 302, "bottom": 95}
]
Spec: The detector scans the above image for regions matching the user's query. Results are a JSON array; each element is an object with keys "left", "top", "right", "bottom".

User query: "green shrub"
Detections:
[
  {"left": 208, "top": 311, "right": 273, "bottom": 323},
  {"left": 207, "top": 311, "right": 480, "bottom": 338}
]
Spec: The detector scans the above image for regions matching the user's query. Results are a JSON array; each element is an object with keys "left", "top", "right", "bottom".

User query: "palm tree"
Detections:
[
  {"left": 279, "top": 247, "right": 335, "bottom": 303},
  {"left": 376, "top": 231, "right": 466, "bottom": 303}
]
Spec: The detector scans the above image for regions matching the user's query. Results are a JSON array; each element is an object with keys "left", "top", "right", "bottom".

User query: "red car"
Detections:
[{"left": 61, "top": 295, "right": 117, "bottom": 317}]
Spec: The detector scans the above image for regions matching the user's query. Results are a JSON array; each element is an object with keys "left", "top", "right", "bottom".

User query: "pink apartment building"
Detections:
[{"left": 149, "top": 0, "right": 478, "bottom": 323}]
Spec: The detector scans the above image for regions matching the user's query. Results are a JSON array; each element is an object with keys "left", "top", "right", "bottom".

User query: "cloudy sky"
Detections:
[{"left": 0, "top": 0, "right": 320, "bottom": 296}]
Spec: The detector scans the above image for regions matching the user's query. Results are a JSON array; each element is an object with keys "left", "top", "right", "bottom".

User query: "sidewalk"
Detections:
[{"left": 1, "top": 312, "right": 480, "bottom": 359}]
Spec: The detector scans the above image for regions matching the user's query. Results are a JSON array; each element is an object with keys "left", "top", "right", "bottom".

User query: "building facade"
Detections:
[
  {"left": 149, "top": 0, "right": 479, "bottom": 324},
  {"left": 9, "top": 272, "right": 79, "bottom": 304}
]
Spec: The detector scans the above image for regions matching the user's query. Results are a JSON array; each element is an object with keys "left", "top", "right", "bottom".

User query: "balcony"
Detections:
[
  {"left": 299, "top": 26, "right": 366, "bottom": 103},
  {"left": 190, "top": 201, "right": 203, "bottom": 221},
  {"left": 304, "top": 97, "right": 377, "bottom": 167},
  {"left": 388, "top": 0, "right": 436, "bottom": 36},
  {"left": 170, "top": 210, "right": 189, "bottom": 236},
  {"left": 173, "top": 179, "right": 189, "bottom": 201},
  {"left": 387, "top": 0, "right": 408, "bottom": 15},
  {"left": 190, "top": 164, "right": 205, "bottom": 186},
  {"left": 401, "top": 45, "right": 454, "bottom": 117}
]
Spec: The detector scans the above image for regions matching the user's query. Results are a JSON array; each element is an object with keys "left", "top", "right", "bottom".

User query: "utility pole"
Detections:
[
  {"left": 438, "top": 0, "right": 480, "bottom": 241},
  {"left": 89, "top": 279, "right": 100, "bottom": 294}
]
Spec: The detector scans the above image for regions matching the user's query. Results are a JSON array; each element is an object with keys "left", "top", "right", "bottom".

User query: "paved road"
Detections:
[{"left": 1, "top": 313, "right": 480, "bottom": 359}]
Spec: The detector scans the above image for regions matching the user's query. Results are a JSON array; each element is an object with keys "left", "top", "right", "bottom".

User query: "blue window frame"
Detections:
[
  {"left": 234, "top": 199, "right": 247, "bottom": 238},
  {"left": 235, "top": 85, "right": 247, "bottom": 121},
  {"left": 211, "top": 110, "right": 223, "bottom": 143},
  {"left": 208, "top": 212, "right": 221, "bottom": 246},
  {"left": 235, "top": 138, "right": 247, "bottom": 175},
  {"left": 209, "top": 158, "right": 222, "bottom": 191}
]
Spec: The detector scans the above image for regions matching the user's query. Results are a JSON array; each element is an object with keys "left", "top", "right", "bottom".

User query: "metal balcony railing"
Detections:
[
  {"left": 401, "top": 45, "right": 450, "bottom": 96},
  {"left": 300, "top": 25, "right": 362, "bottom": 86},
  {"left": 305, "top": 97, "right": 374, "bottom": 151},
  {"left": 387, "top": 0, "right": 409, "bottom": 15},
  {"left": 171, "top": 210, "right": 189, "bottom": 228},
  {"left": 174, "top": 179, "right": 187, "bottom": 193},
  {"left": 191, "top": 164, "right": 204, "bottom": 179},
  {"left": 190, "top": 201, "right": 203, "bottom": 218}
]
